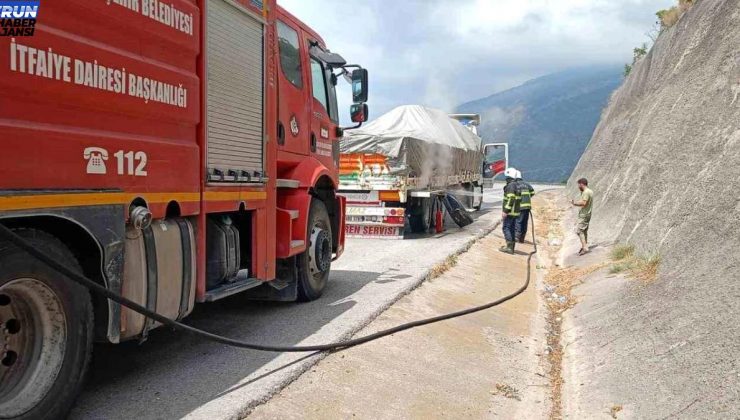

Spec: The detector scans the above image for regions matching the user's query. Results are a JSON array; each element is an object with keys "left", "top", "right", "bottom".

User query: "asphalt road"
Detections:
[{"left": 71, "top": 186, "right": 554, "bottom": 419}]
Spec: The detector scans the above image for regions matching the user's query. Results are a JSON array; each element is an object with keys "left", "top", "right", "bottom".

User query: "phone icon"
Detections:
[{"left": 84, "top": 147, "right": 109, "bottom": 175}]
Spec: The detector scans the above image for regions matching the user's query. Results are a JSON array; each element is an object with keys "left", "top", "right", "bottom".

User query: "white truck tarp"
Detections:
[{"left": 340, "top": 105, "right": 483, "bottom": 188}]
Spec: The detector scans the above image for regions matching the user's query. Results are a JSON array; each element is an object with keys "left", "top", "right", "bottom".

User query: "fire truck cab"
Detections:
[{"left": 0, "top": 1, "right": 368, "bottom": 418}]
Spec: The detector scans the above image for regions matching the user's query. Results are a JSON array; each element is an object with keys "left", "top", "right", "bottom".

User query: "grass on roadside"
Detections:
[
  {"left": 429, "top": 254, "right": 458, "bottom": 279},
  {"left": 608, "top": 244, "right": 661, "bottom": 282},
  {"left": 610, "top": 245, "right": 635, "bottom": 261},
  {"left": 634, "top": 254, "right": 661, "bottom": 282}
]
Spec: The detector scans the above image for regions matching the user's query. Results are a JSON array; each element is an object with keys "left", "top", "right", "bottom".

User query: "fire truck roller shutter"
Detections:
[{"left": 206, "top": 0, "right": 265, "bottom": 178}]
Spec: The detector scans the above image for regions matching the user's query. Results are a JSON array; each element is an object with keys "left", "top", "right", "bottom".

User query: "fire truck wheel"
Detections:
[
  {"left": 408, "top": 198, "right": 431, "bottom": 233},
  {"left": 0, "top": 229, "right": 93, "bottom": 420},
  {"left": 297, "top": 200, "right": 332, "bottom": 302}
]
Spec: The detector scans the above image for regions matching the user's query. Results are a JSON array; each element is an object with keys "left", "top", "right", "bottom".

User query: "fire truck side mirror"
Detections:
[
  {"left": 351, "top": 68, "right": 369, "bottom": 103},
  {"left": 350, "top": 103, "right": 369, "bottom": 123}
]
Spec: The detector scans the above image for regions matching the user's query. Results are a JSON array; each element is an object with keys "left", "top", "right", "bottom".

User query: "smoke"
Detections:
[
  {"left": 416, "top": 143, "right": 456, "bottom": 189},
  {"left": 479, "top": 106, "right": 527, "bottom": 140},
  {"left": 422, "top": 69, "right": 459, "bottom": 113}
]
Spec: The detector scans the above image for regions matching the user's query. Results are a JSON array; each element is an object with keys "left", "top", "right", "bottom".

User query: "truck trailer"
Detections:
[
  {"left": 0, "top": 1, "right": 368, "bottom": 418},
  {"left": 338, "top": 106, "right": 491, "bottom": 238}
]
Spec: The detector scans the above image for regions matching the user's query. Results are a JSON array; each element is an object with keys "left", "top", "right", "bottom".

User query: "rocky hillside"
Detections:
[
  {"left": 568, "top": 0, "right": 739, "bottom": 416},
  {"left": 457, "top": 66, "right": 622, "bottom": 182}
]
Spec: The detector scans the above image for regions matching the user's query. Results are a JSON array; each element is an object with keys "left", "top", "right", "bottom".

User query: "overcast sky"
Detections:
[{"left": 278, "top": 0, "right": 674, "bottom": 120}]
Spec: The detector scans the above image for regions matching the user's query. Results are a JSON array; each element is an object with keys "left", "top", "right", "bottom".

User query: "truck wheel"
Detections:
[
  {"left": 296, "top": 200, "right": 332, "bottom": 302},
  {"left": 408, "top": 198, "right": 431, "bottom": 233},
  {"left": 0, "top": 229, "right": 93, "bottom": 420}
]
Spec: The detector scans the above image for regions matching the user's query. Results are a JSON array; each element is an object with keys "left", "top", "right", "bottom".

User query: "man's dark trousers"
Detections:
[
  {"left": 516, "top": 209, "right": 530, "bottom": 242},
  {"left": 503, "top": 215, "right": 517, "bottom": 243}
]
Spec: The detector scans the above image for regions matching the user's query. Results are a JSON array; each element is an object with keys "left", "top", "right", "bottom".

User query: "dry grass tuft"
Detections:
[
  {"left": 608, "top": 245, "right": 661, "bottom": 283},
  {"left": 657, "top": 0, "right": 696, "bottom": 29},
  {"left": 609, "top": 261, "right": 632, "bottom": 274},
  {"left": 491, "top": 383, "right": 521, "bottom": 401},
  {"left": 428, "top": 254, "right": 458, "bottom": 279},
  {"left": 610, "top": 245, "right": 635, "bottom": 261},
  {"left": 657, "top": 6, "right": 682, "bottom": 27},
  {"left": 633, "top": 254, "right": 661, "bottom": 282}
]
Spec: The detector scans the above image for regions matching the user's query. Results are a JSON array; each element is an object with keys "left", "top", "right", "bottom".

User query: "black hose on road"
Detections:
[{"left": 0, "top": 213, "right": 537, "bottom": 353}]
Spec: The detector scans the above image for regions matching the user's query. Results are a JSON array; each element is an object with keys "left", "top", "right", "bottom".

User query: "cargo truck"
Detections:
[
  {"left": 338, "top": 106, "right": 504, "bottom": 238},
  {"left": 0, "top": 1, "right": 368, "bottom": 418}
]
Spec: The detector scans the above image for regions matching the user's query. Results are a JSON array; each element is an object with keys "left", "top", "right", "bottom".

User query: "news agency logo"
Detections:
[{"left": 0, "top": 1, "right": 39, "bottom": 37}]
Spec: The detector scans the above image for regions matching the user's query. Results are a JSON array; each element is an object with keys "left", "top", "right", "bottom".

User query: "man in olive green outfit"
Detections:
[{"left": 571, "top": 178, "right": 593, "bottom": 256}]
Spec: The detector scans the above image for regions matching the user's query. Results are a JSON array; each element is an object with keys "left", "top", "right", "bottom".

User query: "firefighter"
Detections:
[
  {"left": 499, "top": 168, "right": 521, "bottom": 254},
  {"left": 515, "top": 170, "right": 535, "bottom": 243}
]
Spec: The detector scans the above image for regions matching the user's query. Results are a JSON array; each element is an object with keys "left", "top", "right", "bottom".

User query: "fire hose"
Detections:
[{"left": 0, "top": 213, "right": 536, "bottom": 353}]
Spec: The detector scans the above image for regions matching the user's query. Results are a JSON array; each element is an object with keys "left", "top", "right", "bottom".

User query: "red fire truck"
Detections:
[{"left": 0, "top": 1, "right": 368, "bottom": 418}]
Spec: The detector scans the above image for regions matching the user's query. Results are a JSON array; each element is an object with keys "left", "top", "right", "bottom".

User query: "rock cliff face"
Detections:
[{"left": 567, "top": 0, "right": 739, "bottom": 416}]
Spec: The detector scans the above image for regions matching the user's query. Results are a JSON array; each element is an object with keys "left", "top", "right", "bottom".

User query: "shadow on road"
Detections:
[{"left": 75, "top": 269, "right": 385, "bottom": 419}]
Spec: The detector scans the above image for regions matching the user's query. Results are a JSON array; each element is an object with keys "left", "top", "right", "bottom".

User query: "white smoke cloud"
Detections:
[{"left": 278, "top": 0, "right": 675, "bottom": 121}]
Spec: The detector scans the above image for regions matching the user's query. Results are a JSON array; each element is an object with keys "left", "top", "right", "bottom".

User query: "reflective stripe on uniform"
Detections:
[
  {"left": 503, "top": 193, "right": 520, "bottom": 216},
  {"left": 504, "top": 193, "right": 515, "bottom": 210},
  {"left": 520, "top": 191, "right": 532, "bottom": 208}
]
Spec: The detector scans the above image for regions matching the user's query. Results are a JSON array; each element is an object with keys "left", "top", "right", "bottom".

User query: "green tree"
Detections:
[{"left": 633, "top": 43, "right": 648, "bottom": 61}]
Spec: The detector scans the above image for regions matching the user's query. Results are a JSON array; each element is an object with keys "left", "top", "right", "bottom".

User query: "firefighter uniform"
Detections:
[
  {"left": 516, "top": 177, "right": 535, "bottom": 243},
  {"left": 500, "top": 171, "right": 522, "bottom": 254}
]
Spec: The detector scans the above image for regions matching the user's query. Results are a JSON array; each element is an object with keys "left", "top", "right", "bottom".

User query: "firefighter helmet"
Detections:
[{"left": 504, "top": 168, "right": 518, "bottom": 179}]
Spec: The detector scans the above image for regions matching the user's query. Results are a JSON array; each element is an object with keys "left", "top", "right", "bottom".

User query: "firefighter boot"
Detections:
[{"left": 499, "top": 241, "right": 515, "bottom": 254}]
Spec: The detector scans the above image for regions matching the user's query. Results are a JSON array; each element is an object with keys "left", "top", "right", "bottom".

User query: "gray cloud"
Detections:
[{"left": 278, "top": 0, "right": 675, "bottom": 121}]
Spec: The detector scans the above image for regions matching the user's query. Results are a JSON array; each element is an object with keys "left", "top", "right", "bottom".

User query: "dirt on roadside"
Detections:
[
  {"left": 508, "top": 191, "right": 610, "bottom": 420},
  {"left": 247, "top": 190, "right": 611, "bottom": 420},
  {"left": 248, "top": 216, "right": 551, "bottom": 419},
  {"left": 531, "top": 192, "right": 607, "bottom": 420}
]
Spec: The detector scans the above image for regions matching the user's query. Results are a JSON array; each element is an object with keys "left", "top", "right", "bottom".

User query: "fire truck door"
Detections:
[
  {"left": 276, "top": 19, "right": 310, "bottom": 156},
  {"left": 307, "top": 53, "right": 339, "bottom": 169}
]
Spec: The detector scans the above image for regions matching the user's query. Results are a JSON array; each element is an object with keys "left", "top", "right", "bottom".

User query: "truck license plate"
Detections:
[{"left": 339, "top": 191, "right": 380, "bottom": 203}]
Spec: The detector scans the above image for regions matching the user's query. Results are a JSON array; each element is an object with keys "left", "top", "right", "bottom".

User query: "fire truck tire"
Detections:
[
  {"left": 0, "top": 229, "right": 93, "bottom": 420},
  {"left": 408, "top": 198, "right": 431, "bottom": 233},
  {"left": 296, "top": 200, "right": 332, "bottom": 302}
]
